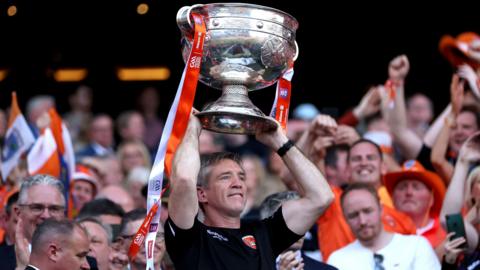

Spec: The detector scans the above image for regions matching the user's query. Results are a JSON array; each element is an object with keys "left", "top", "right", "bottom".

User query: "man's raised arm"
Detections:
[
  {"left": 168, "top": 113, "right": 202, "bottom": 229},
  {"left": 256, "top": 120, "right": 334, "bottom": 235}
]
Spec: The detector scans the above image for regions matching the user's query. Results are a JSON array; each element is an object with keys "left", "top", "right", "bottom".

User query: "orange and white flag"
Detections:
[
  {"left": 27, "top": 127, "right": 60, "bottom": 177},
  {"left": 27, "top": 108, "right": 75, "bottom": 181},
  {"left": 48, "top": 108, "right": 75, "bottom": 182}
]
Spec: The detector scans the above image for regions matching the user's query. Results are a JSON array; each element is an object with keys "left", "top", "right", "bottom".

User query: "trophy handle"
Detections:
[
  {"left": 293, "top": 41, "right": 299, "bottom": 61},
  {"left": 176, "top": 4, "right": 205, "bottom": 38}
]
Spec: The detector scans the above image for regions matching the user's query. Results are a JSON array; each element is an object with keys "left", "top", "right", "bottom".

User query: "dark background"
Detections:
[{"left": 1, "top": 0, "right": 479, "bottom": 119}]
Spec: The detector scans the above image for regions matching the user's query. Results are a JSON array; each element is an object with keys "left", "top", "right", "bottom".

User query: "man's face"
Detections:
[
  {"left": 407, "top": 95, "right": 433, "bottom": 125},
  {"left": 16, "top": 185, "right": 65, "bottom": 241},
  {"left": 124, "top": 114, "right": 145, "bottom": 141},
  {"left": 57, "top": 227, "right": 90, "bottom": 270},
  {"left": 90, "top": 116, "right": 113, "bottom": 147},
  {"left": 348, "top": 142, "right": 384, "bottom": 186},
  {"left": 198, "top": 159, "right": 247, "bottom": 217},
  {"left": 342, "top": 189, "right": 383, "bottom": 244},
  {"left": 82, "top": 221, "right": 111, "bottom": 270},
  {"left": 131, "top": 227, "right": 166, "bottom": 270},
  {"left": 109, "top": 240, "right": 129, "bottom": 270},
  {"left": 120, "top": 219, "right": 143, "bottom": 253},
  {"left": 393, "top": 179, "right": 433, "bottom": 218},
  {"left": 72, "top": 181, "right": 94, "bottom": 210},
  {"left": 449, "top": 111, "right": 479, "bottom": 152}
]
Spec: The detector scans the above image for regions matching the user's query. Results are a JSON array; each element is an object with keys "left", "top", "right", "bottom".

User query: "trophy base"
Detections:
[
  {"left": 196, "top": 111, "right": 277, "bottom": 135},
  {"left": 197, "top": 84, "right": 278, "bottom": 134}
]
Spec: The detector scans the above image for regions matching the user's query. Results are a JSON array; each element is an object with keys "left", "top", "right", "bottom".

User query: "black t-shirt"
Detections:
[
  {"left": 415, "top": 144, "right": 435, "bottom": 171},
  {"left": 417, "top": 144, "right": 461, "bottom": 172},
  {"left": 165, "top": 206, "right": 302, "bottom": 270}
]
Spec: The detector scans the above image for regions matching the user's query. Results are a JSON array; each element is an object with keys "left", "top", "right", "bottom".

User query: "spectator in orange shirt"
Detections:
[
  {"left": 327, "top": 183, "right": 440, "bottom": 270},
  {"left": 289, "top": 99, "right": 421, "bottom": 260},
  {"left": 294, "top": 114, "right": 417, "bottom": 261},
  {"left": 315, "top": 139, "right": 417, "bottom": 261}
]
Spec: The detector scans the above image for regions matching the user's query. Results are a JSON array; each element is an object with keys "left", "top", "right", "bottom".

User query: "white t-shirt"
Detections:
[{"left": 327, "top": 234, "right": 440, "bottom": 270}]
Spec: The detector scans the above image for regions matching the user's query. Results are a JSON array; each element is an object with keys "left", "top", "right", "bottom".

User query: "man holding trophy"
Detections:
[
  {"left": 165, "top": 108, "right": 334, "bottom": 269},
  {"left": 162, "top": 3, "right": 335, "bottom": 270}
]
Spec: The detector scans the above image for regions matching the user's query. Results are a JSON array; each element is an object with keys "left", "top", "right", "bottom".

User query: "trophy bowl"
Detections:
[{"left": 177, "top": 3, "right": 298, "bottom": 134}]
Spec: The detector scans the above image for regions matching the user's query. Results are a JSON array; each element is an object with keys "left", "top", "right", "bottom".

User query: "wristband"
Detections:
[
  {"left": 386, "top": 79, "right": 404, "bottom": 88},
  {"left": 277, "top": 140, "right": 295, "bottom": 157}
]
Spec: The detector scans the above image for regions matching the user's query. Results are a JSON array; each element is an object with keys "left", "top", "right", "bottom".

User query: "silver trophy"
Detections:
[{"left": 177, "top": 3, "right": 298, "bottom": 134}]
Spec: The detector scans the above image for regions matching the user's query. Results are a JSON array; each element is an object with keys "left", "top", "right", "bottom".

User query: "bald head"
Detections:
[
  {"left": 30, "top": 219, "right": 90, "bottom": 270},
  {"left": 97, "top": 185, "right": 135, "bottom": 212},
  {"left": 31, "top": 219, "right": 80, "bottom": 254}
]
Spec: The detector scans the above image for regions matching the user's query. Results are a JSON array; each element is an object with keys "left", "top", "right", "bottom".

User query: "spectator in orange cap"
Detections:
[
  {"left": 439, "top": 32, "right": 480, "bottom": 99},
  {"left": 439, "top": 32, "right": 480, "bottom": 70},
  {"left": 384, "top": 160, "right": 447, "bottom": 250},
  {"left": 70, "top": 164, "right": 99, "bottom": 218}
]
